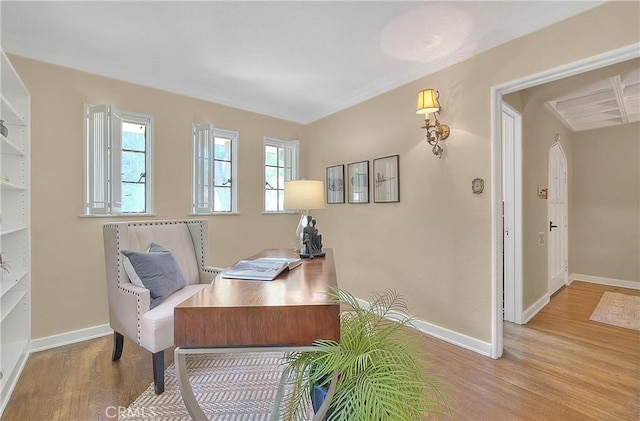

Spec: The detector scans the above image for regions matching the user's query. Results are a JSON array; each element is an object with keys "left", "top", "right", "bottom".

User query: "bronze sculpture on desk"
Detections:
[{"left": 301, "top": 216, "right": 325, "bottom": 258}]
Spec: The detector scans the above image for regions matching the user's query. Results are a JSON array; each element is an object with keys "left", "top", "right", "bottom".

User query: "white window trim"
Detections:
[
  {"left": 122, "top": 110, "right": 154, "bottom": 215},
  {"left": 83, "top": 103, "right": 154, "bottom": 216},
  {"left": 191, "top": 124, "right": 239, "bottom": 214},
  {"left": 263, "top": 137, "right": 299, "bottom": 214}
]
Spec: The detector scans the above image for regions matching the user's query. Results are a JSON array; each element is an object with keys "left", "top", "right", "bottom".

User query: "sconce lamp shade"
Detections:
[
  {"left": 416, "top": 88, "right": 450, "bottom": 159},
  {"left": 416, "top": 89, "right": 441, "bottom": 114},
  {"left": 284, "top": 180, "right": 325, "bottom": 210}
]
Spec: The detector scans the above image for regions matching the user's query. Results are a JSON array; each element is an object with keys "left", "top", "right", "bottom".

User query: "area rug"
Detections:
[
  {"left": 589, "top": 291, "right": 640, "bottom": 331},
  {"left": 119, "top": 352, "right": 306, "bottom": 420}
]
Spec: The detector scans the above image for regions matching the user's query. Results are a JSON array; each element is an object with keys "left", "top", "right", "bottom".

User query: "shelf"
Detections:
[
  {"left": 1, "top": 52, "right": 29, "bottom": 126},
  {"left": 0, "top": 181, "right": 26, "bottom": 191},
  {"left": 0, "top": 289, "right": 27, "bottom": 322},
  {"left": 0, "top": 271, "right": 27, "bottom": 299},
  {"left": 0, "top": 314, "right": 29, "bottom": 392},
  {"left": 1, "top": 135, "right": 24, "bottom": 156},
  {"left": 1, "top": 338, "right": 29, "bottom": 382},
  {"left": 0, "top": 226, "right": 27, "bottom": 236},
  {"left": 0, "top": 336, "right": 29, "bottom": 394},
  {"left": 0, "top": 96, "right": 26, "bottom": 127},
  {"left": 1, "top": 49, "right": 30, "bottom": 410}
]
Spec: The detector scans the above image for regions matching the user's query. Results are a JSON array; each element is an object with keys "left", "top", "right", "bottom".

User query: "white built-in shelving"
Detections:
[{"left": 0, "top": 50, "right": 30, "bottom": 415}]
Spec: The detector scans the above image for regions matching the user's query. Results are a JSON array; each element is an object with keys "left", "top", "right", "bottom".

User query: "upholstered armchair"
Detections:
[{"left": 103, "top": 220, "right": 221, "bottom": 394}]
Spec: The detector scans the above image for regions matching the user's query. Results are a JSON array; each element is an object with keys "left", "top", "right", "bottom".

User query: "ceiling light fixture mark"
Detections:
[
  {"left": 379, "top": 4, "right": 473, "bottom": 62},
  {"left": 416, "top": 34, "right": 442, "bottom": 51}
]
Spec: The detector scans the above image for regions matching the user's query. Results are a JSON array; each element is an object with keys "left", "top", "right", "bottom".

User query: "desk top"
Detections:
[
  {"left": 174, "top": 248, "right": 340, "bottom": 348},
  {"left": 178, "top": 248, "right": 338, "bottom": 308}
]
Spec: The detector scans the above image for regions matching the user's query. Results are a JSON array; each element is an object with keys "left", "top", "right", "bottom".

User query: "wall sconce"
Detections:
[{"left": 416, "top": 89, "right": 450, "bottom": 159}]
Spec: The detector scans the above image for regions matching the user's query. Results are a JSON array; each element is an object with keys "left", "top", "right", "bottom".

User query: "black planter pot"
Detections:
[{"left": 311, "top": 382, "right": 332, "bottom": 420}]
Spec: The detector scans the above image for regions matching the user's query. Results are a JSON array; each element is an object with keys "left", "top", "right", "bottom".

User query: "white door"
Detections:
[
  {"left": 548, "top": 142, "right": 568, "bottom": 296},
  {"left": 502, "top": 103, "right": 523, "bottom": 323}
]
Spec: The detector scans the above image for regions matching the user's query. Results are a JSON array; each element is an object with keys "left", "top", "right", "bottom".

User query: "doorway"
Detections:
[
  {"left": 548, "top": 142, "right": 568, "bottom": 296},
  {"left": 490, "top": 43, "right": 640, "bottom": 359}
]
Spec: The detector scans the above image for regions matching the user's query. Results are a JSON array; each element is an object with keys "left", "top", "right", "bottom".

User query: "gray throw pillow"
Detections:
[
  {"left": 149, "top": 242, "right": 168, "bottom": 253},
  {"left": 122, "top": 246, "right": 186, "bottom": 309}
]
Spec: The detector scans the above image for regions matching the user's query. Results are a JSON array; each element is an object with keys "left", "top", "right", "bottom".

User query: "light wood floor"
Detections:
[{"left": 2, "top": 281, "right": 638, "bottom": 420}]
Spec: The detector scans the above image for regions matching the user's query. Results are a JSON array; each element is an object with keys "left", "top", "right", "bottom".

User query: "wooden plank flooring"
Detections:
[
  {"left": 2, "top": 281, "right": 638, "bottom": 420},
  {"left": 418, "top": 281, "right": 639, "bottom": 421}
]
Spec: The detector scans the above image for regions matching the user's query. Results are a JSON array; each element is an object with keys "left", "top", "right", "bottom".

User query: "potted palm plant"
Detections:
[{"left": 283, "top": 289, "right": 451, "bottom": 421}]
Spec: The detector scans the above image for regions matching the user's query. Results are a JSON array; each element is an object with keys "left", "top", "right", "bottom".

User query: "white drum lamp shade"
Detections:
[{"left": 284, "top": 180, "right": 325, "bottom": 210}]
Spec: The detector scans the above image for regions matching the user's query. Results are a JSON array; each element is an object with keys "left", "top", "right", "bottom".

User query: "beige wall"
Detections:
[
  {"left": 12, "top": 1, "right": 640, "bottom": 343},
  {"left": 572, "top": 123, "right": 640, "bottom": 283},
  {"left": 305, "top": 2, "right": 639, "bottom": 341},
  {"left": 11, "top": 57, "right": 306, "bottom": 339}
]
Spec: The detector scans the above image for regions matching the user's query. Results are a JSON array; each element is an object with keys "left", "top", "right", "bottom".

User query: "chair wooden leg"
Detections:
[
  {"left": 153, "top": 351, "right": 165, "bottom": 394},
  {"left": 112, "top": 331, "right": 124, "bottom": 361}
]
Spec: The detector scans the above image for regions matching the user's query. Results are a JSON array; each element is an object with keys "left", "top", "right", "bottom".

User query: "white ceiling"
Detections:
[
  {"left": 546, "top": 68, "right": 640, "bottom": 132},
  {"left": 1, "top": 1, "right": 604, "bottom": 124}
]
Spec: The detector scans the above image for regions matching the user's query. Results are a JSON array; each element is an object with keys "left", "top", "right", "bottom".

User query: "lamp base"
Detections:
[
  {"left": 298, "top": 212, "right": 324, "bottom": 257},
  {"left": 294, "top": 211, "right": 309, "bottom": 253},
  {"left": 300, "top": 250, "right": 326, "bottom": 259}
]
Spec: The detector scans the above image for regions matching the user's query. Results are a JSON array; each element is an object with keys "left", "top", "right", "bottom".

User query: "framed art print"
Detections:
[
  {"left": 326, "top": 164, "right": 345, "bottom": 204},
  {"left": 347, "top": 160, "right": 369, "bottom": 203},
  {"left": 373, "top": 155, "right": 399, "bottom": 203}
]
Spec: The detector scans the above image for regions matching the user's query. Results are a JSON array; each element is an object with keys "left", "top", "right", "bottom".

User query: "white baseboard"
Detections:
[
  {"left": 523, "top": 294, "right": 550, "bottom": 324},
  {"left": 570, "top": 274, "right": 640, "bottom": 290},
  {"left": 410, "top": 318, "right": 492, "bottom": 357},
  {"left": 355, "top": 298, "right": 492, "bottom": 357},
  {"left": 29, "top": 324, "right": 113, "bottom": 353}
]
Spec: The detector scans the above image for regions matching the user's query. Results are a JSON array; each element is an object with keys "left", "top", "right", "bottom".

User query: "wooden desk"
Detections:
[
  {"left": 175, "top": 248, "right": 340, "bottom": 347},
  {"left": 173, "top": 248, "right": 340, "bottom": 421}
]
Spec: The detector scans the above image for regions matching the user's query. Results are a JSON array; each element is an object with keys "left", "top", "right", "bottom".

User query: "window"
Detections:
[
  {"left": 264, "top": 137, "right": 299, "bottom": 212},
  {"left": 84, "top": 104, "right": 154, "bottom": 215},
  {"left": 192, "top": 124, "right": 239, "bottom": 213}
]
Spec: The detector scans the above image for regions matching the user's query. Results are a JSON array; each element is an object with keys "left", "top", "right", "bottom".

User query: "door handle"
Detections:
[{"left": 550, "top": 221, "right": 558, "bottom": 231}]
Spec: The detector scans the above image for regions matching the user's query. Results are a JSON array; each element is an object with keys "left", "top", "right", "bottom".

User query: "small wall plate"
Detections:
[{"left": 472, "top": 178, "right": 484, "bottom": 194}]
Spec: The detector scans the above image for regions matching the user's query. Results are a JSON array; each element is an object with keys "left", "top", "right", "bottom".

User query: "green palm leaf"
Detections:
[{"left": 283, "top": 288, "right": 451, "bottom": 420}]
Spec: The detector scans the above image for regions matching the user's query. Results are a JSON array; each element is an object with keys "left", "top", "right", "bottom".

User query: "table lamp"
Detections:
[{"left": 284, "top": 180, "right": 326, "bottom": 257}]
